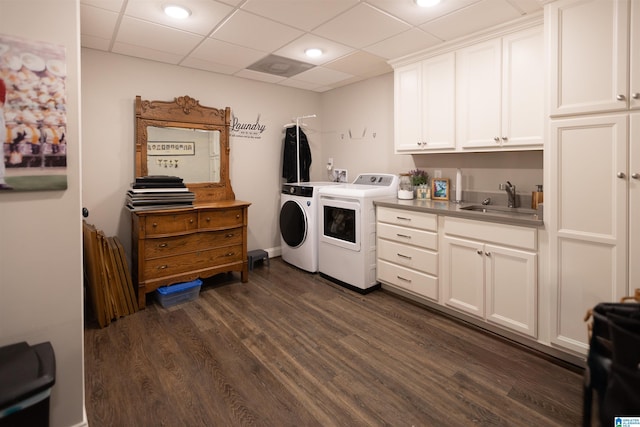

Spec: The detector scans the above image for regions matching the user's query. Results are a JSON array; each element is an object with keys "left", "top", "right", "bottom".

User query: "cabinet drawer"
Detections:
[
  {"left": 145, "top": 228, "right": 243, "bottom": 259},
  {"left": 144, "top": 212, "right": 198, "bottom": 236},
  {"left": 378, "top": 239, "right": 438, "bottom": 275},
  {"left": 378, "top": 223, "right": 438, "bottom": 250},
  {"left": 444, "top": 216, "right": 536, "bottom": 250},
  {"left": 377, "top": 207, "right": 437, "bottom": 231},
  {"left": 144, "top": 244, "right": 243, "bottom": 280},
  {"left": 199, "top": 208, "right": 244, "bottom": 229},
  {"left": 378, "top": 260, "right": 438, "bottom": 301}
]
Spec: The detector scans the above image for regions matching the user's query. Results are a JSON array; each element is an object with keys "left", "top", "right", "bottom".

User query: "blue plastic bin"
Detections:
[{"left": 156, "top": 279, "right": 202, "bottom": 308}]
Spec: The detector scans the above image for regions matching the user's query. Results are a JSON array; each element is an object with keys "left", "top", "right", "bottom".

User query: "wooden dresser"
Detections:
[{"left": 131, "top": 200, "right": 250, "bottom": 308}]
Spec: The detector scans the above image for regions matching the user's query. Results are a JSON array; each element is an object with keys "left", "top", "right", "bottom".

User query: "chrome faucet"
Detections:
[{"left": 505, "top": 181, "right": 516, "bottom": 208}]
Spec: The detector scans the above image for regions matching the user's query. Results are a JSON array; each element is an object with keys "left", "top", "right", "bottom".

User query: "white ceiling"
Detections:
[{"left": 80, "top": 0, "right": 543, "bottom": 93}]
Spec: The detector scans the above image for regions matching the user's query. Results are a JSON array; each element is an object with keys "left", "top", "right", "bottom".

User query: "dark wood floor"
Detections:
[{"left": 84, "top": 257, "right": 584, "bottom": 426}]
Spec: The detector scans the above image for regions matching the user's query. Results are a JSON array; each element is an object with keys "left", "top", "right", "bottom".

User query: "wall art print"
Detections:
[{"left": 0, "top": 33, "right": 67, "bottom": 192}]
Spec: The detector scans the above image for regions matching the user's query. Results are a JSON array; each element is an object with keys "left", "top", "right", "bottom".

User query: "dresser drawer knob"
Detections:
[
  {"left": 158, "top": 265, "right": 168, "bottom": 270},
  {"left": 225, "top": 233, "right": 234, "bottom": 238},
  {"left": 159, "top": 243, "right": 168, "bottom": 248},
  {"left": 206, "top": 217, "right": 211, "bottom": 222},
  {"left": 152, "top": 222, "right": 158, "bottom": 227},
  {"left": 225, "top": 252, "right": 234, "bottom": 257},
  {"left": 236, "top": 214, "right": 240, "bottom": 219},
  {"left": 190, "top": 219, "right": 194, "bottom": 223}
]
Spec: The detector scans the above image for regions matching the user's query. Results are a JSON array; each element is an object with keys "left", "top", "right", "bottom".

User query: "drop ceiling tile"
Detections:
[
  {"left": 313, "top": 3, "right": 410, "bottom": 49},
  {"left": 180, "top": 57, "right": 240, "bottom": 75},
  {"left": 364, "top": 28, "right": 442, "bottom": 60},
  {"left": 273, "top": 33, "right": 354, "bottom": 66},
  {"left": 81, "top": 35, "right": 111, "bottom": 51},
  {"left": 366, "top": 0, "right": 479, "bottom": 26},
  {"left": 278, "top": 78, "right": 323, "bottom": 91},
  {"left": 112, "top": 41, "right": 185, "bottom": 64},
  {"left": 212, "top": 10, "right": 304, "bottom": 52},
  {"left": 80, "top": 0, "right": 124, "bottom": 13},
  {"left": 81, "top": 4, "right": 119, "bottom": 40},
  {"left": 292, "top": 66, "right": 354, "bottom": 86},
  {"left": 124, "top": 0, "right": 234, "bottom": 36},
  {"left": 233, "top": 69, "right": 288, "bottom": 84},
  {"left": 324, "top": 51, "right": 391, "bottom": 78},
  {"left": 421, "top": 0, "right": 522, "bottom": 41},
  {"left": 242, "top": 0, "right": 358, "bottom": 31},
  {"left": 189, "top": 38, "right": 265, "bottom": 69},
  {"left": 116, "top": 16, "right": 203, "bottom": 55}
]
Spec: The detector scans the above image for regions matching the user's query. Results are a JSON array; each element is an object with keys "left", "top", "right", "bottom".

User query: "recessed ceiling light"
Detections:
[
  {"left": 164, "top": 4, "right": 191, "bottom": 19},
  {"left": 305, "top": 48, "right": 323, "bottom": 58},
  {"left": 415, "top": 0, "right": 441, "bottom": 7}
]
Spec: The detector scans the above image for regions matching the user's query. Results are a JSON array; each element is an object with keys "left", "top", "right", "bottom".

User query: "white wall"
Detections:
[
  {"left": 0, "top": 1, "right": 85, "bottom": 426},
  {"left": 81, "top": 49, "right": 321, "bottom": 255}
]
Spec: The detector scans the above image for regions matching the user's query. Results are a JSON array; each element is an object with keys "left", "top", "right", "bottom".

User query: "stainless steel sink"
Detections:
[{"left": 460, "top": 205, "right": 539, "bottom": 216}]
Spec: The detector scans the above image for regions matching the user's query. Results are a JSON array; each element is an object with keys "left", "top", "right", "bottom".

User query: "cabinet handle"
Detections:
[
  {"left": 633, "top": 93, "right": 640, "bottom": 100},
  {"left": 485, "top": 252, "right": 491, "bottom": 257},
  {"left": 501, "top": 136, "right": 508, "bottom": 142},
  {"left": 493, "top": 136, "right": 500, "bottom": 143},
  {"left": 396, "top": 216, "right": 411, "bottom": 221},
  {"left": 617, "top": 172, "right": 626, "bottom": 179},
  {"left": 158, "top": 265, "right": 168, "bottom": 270},
  {"left": 617, "top": 94, "right": 626, "bottom": 101},
  {"left": 477, "top": 249, "right": 483, "bottom": 255},
  {"left": 158, "top": 243, "right": 168, "bottom": 248},
  {"left": 397, "top": 253, "right": 412, "bottom": 260},
  {"left": 396, "top": 233, "right": 411, "bottom": 239},
  {"left": 397, "top": 275, "right": 411, "bottom": 283},
  {"left": 632, "top": 173, "right": 640, "bottom": 180}
]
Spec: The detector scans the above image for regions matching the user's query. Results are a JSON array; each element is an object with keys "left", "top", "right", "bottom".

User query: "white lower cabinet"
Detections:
[
  {"left": 376, "top": 207, "right": 438, "bottom": 301},
  {"left": 441, "top": 217, "right": 538, "bottom": 338}
]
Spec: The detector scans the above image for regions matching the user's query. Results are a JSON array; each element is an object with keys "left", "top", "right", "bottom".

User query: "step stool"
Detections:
[{"left": 247, "top": 249, "right": 269, "bottom": 271}]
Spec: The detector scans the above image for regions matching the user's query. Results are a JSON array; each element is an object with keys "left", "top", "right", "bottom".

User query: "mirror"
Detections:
[{"left": 135, "top": 95, "right": 235, "bottom": 203}]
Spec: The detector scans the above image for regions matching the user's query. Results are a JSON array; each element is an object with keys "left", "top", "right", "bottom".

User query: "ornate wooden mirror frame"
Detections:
[{"left": 135, "top": 95, "right": 235, "bottom": 203}]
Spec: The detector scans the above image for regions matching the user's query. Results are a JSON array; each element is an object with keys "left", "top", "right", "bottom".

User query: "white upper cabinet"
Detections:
[
  {"left": 548, "top": 0, "right": 640, "bottom": 116},
  {"left": 393, "top": 21, "right": 544, "bottom": 154},
  {"left": 457, "top": 27, "right": 544, "bottom": 150},
  {"left": 394, "top": 53, "right": 455, "bottom": 153}
]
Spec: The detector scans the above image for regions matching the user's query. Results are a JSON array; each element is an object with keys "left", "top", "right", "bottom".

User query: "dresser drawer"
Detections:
[
  {"left": 144, "top": 212, "right": 198, "bottom": 236},
  {"left": 144, "top": 228, "right": 243, "bottom": 259},
  {"left": 377, "top": 207, "right": 437, "bottom": 231},
  {"left": 144, "top": 244, "right": 244, "bottom": 280},
  {"left": 378, "top": 260, "right": 438, "bottom": 301},
  {"left": 199, "top": 208, "right": 244, "bottom": 229},
  {"left": 377, "top": 223, "right": 438, "bottom": 250},
  {"left": 377, "top": 239, "right": 438, "bottom": 275}
]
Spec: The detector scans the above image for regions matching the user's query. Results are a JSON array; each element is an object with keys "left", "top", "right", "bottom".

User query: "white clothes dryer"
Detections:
[{"left": 280, "top": 182, "right": 339, "bottom": 273}]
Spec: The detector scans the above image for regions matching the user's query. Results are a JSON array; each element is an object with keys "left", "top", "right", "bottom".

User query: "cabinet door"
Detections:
[
  {"left": 548, "top": 0, "right": 629, "bottom": 116},
  {"left": 631, "top": 0, "right": 640, "bottom": 110},
  {"left": 421, "top": 53, "right": 455, "bottom": 150},
  {"left": 630, "top": 114, "right": 640, "bottom": 292},
  {"left": 394, "top": 63, "right": 423, "bottom": 152},
  {"left": 549, "top": 115, "right": 628, "bottom": 354},
  {"left": 501, "top": 27, "right": 544, "bottom": 148},
  {"left": 485, "top": 244, "right": 537, "bottom": 337},
  {"left": 456, "top": 38, "right": 502, "bottom": 149},
  {"left": 442, "top": 235, "right": 484, "bottom": 318}
]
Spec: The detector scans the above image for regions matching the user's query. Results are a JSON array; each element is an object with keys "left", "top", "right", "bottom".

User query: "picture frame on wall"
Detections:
[{"left": 431, "top": 178, "right": 450, "bottom": 201}]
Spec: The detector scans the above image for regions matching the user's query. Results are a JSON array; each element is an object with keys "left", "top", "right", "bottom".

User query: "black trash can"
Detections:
[{"left": 0, "top": 342, "right": 56, "bottom": 427}]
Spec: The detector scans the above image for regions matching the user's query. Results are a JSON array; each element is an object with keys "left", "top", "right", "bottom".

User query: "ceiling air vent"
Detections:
[{"left": 246, "top": 54, "right": 314, "bottom": 77}]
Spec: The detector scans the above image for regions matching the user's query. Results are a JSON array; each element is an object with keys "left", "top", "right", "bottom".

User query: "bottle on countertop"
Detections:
[{"left": 532, "top": 184, "right": 543, "bottom": 209}]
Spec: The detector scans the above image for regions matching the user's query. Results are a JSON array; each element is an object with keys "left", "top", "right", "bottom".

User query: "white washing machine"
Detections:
[{"left": 280, "top": 182, "right": 339, "bottom": 273}]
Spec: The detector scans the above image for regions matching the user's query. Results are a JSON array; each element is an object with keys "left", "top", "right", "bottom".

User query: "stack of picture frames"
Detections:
[{"left": 82, "top": 220, "right": 138, "bottom": 327}]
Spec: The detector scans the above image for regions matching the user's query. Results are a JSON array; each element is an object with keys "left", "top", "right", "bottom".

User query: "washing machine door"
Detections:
[{"left": 280, "top": 200, "right": 308, "bottom": 248}]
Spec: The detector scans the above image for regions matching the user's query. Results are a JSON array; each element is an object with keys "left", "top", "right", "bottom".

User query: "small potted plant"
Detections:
[{"left": 409, "top": 169, "right": 429, "bottom": 199}]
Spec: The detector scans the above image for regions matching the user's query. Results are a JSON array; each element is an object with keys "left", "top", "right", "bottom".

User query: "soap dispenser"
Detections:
[{"left": 532, "top": 185, "right": 543, "bottom": 209}]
